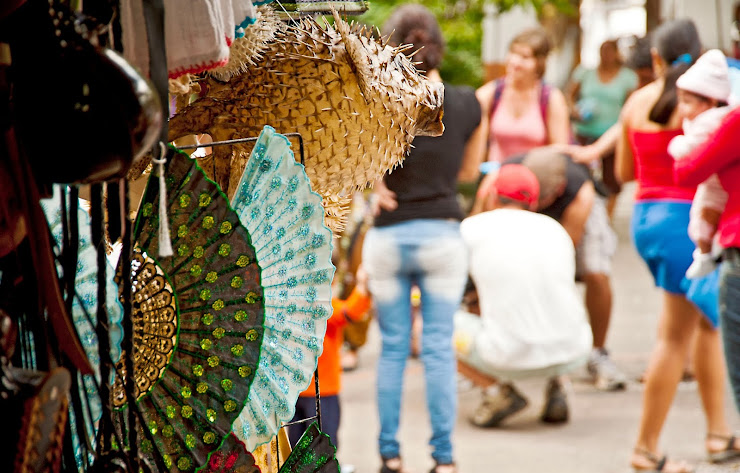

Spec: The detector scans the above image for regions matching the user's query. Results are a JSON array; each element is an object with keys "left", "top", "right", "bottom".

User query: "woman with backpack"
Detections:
[{"left": 477, "top": 28, "right": 571, "bottom": 163}]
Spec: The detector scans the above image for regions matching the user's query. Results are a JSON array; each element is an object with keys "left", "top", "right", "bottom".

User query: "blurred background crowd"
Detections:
[{"left": 318, "top": 1, "right": 740, "bottom": 473}]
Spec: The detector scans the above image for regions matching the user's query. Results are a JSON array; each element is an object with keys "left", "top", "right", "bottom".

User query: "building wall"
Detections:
[
  {"left": 481, "top": 3, "right": 539, "bottom": 82},
  {"left": 662, "top": 0, "right": 735, "bottom": 52}
]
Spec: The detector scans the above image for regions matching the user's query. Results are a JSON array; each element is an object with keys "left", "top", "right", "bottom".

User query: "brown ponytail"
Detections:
[{"left": 647, "top": 19, "right": 701, "bottom": 125}]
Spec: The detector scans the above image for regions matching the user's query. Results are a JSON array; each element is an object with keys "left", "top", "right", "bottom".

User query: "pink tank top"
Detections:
[
  {"left": 488, "top": 98, "right": 547, "bottom": 163},
  {"left": 628, "top": 128, "right": 696, "bottom": 202}
]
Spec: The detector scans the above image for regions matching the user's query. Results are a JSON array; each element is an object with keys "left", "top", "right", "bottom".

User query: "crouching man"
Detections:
[{"left": 455, "top": 164, "right": 592, "bottom": 427}]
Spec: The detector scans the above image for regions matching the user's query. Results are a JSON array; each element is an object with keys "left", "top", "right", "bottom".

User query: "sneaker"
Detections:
[
  {"left": 341, "top": 349, "right": 359, "bottom": 372},
  {"left": 469, "top": 383, "right": 528, "bottom": 427},
  {"left": 587, "top": 348, "right": 627, "bottom": 391},
  {"left": 540, "top": 377, "right": 569, "bottom": 424},
  {"left": 686, "top": 249, "right": 717, "bottom": 279}
]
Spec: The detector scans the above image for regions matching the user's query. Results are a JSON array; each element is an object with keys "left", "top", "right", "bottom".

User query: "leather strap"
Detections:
[{"left": 142, "top": 0, "right": 169, "bottom": 144}]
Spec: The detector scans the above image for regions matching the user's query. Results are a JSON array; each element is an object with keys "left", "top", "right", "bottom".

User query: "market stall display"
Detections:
[{"left": 0, "top": 0, "right": 443, "bottom": 470}]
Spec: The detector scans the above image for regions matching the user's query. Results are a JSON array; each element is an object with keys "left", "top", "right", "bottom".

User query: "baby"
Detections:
[{"left": 668, "top": 49, "right": 733, "bottom": 278}]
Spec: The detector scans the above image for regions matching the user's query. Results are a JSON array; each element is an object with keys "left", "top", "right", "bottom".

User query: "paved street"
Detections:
[{"left": 337, "top": 186, "right": 740, "bottom": 473}]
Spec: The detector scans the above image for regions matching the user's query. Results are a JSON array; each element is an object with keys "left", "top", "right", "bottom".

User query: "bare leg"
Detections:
[
  {"left": 693, "top": 318, "right": 736, "bottom": 453},
  {"left": 606, "top": 194, "right": 619, "bottom": 221},
  {"left": 584, "top": 272, "right": 612, "bottom": 349},
  {"left": 457, "top": 360, "right": 498, "bottom": 389},
  {"left": 632, "top": 292, "right": 699, "bottom": 471}
]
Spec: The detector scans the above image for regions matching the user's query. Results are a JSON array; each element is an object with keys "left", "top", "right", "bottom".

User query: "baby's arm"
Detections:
[{"left": 669, "top": 109, "right": 728, "bottom": 160}]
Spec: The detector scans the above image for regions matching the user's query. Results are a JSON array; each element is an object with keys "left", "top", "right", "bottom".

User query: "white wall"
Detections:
[
  {"left": 662, "top": 0, "right": 735, "bottom": 51},
  {"left": 580, "top": 0, "right": 646, "bottom": 69},
  {"left": 481, "top": 3, "right": 539, "bottom": 64}
]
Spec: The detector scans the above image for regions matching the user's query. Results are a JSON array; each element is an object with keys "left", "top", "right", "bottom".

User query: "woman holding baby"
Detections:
[{"left": 617, "top": 18, "right": 739, "bottom": 472}]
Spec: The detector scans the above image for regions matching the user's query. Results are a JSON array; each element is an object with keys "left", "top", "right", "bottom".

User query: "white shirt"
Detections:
[{"left": 460, "top": 209, "right": 592, "bottom": 371}]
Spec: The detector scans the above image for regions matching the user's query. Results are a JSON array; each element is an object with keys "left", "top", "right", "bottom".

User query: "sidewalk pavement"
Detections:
[{"left": 337, "top": 186, "right": 740, "bottom": 473}]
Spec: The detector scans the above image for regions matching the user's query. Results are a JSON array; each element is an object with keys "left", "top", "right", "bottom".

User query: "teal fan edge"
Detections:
[
  {"left": 230, "top": 125, "right": 335, "bottom": 452},
  {"left": 41, "top": 186, "right": 126, "bottom": 365},
  {"left": 40, "top": 185, "right": 127, "bottom": 469}
]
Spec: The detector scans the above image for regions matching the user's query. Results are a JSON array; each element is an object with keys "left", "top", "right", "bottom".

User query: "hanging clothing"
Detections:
[{"left": 121, "top": 0, "right": 261, "bottom": 79}]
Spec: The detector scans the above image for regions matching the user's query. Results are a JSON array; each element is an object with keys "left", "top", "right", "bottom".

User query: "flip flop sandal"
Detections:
[
  {"left": 380, "top": 457, "right": 405, "bottom": 473},
  {"left": 632, "top": 448, "right": 694, "bottom": 473},
  {"left": 707, "top": 433, "right": 740, "bottom": 463}
]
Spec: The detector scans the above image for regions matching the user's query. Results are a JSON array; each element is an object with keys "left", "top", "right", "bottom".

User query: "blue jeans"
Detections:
[
  {"left": 720, "top": 248, "right": 740, "bottom": 411},
  {"left": 363, "top": 219, "right": 468, "bottom": 464}
]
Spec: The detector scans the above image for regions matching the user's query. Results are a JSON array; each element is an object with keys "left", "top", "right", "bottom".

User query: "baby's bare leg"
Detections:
[
  {"left": 697, "top": 208, "right": 722, "bottom": 254},
  {"left": 698, "top": 239, "right": 712, "bottom": 254}
]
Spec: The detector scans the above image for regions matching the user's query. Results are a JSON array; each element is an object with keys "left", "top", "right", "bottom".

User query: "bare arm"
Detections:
[
  {"left": 546, "top": 87, "right": 572, "bottom": 145},
  {"left": 469, "top": 171, "right": 498, "bottom": 216},
  {"left": 369, "top": 179, "right": 397, "bottom": 216},
  {"left": 457, "top": 89, "right": 490, "bottom": 183},
  {"left": 615, "top": 113, "right": 635, "bottom": 183},
  {"left": 560, "top": 121, "right": 622, "bottom": 165},
  {"left": 459, "top": 82, "right": 495, "bottom": 183},
  {"left": 564, "top": 78, "right": 581, "bottom": 119},
  {"left": 560, "top": 181, "right": 595, "bottom": 247}
]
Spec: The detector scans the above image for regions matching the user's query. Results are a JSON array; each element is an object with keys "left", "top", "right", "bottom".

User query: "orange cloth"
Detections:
[{"left": 300, "top": 288, "right": 371, "bottom": 397}]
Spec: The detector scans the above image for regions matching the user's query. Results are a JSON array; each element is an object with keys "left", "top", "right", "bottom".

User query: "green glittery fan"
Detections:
[
  {"left": 278, "top": 422, "right": 339, "bottom": 473},
  {"left": 111, "top": 146, "right": 265, "bottom": 472}
]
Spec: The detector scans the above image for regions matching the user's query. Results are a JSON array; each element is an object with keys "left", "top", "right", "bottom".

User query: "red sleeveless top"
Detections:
[{"left": 628, "top": 129, "right": 696, "bottom": 202}]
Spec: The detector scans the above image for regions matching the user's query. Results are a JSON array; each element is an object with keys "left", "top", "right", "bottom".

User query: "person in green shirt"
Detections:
[{"left": 566, "top": 40, "right": 638, "bottom": 200}]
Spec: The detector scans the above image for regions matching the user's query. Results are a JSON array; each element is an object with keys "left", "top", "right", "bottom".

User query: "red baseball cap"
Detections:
[{"left": 493, "top": 164, "right": 540, "bottom": 210}]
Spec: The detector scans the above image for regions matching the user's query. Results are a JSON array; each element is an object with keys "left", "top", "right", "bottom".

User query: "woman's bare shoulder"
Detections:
[
  {"left": 622, "top": 82, "right": 660, "bottom": 123},
  {"left": 476, "top": 81, "right": 496, "bottom": 112}
]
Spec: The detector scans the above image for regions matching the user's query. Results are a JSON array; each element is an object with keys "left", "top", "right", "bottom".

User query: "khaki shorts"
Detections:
[
  {"left": 454, "top": 311, "right": 586, "bottom": 382},
  {"left": 576, "top": 196, "right": 617, "bottom": 277}
]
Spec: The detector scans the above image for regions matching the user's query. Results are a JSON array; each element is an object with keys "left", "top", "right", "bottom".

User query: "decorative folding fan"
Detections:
[
  {"left": 278, "top": 422, "right": 339, "bottom": 473},
  {"left": 229, "top": 126, "right": 334, "bottom": 451},
  {"left": 41, "top": 187, "right": 125, "bottom": 366},
  {"left": 201, "top": 433, "right": 260, "bottom": 473},
  {"left": 40, "top": 186, "right": 125, "bottom": 466},
  {"left": 111, "top": 147, "right": 265, "bottom": 472}
]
